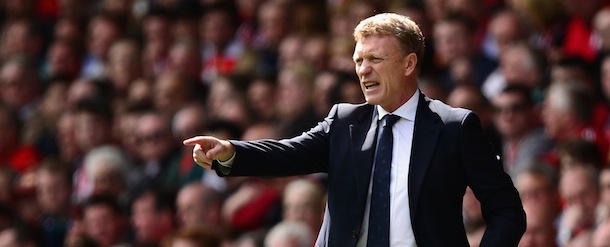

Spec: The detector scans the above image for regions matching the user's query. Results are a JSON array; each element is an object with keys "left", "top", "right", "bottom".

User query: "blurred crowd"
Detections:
[{"left": 2, "top": 0, "right": 610, "bottom": 246}]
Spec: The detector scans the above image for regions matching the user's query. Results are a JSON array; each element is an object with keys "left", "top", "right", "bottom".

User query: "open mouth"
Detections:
[{"left": 364, "top": 82, "right": 380, "bottom": 89}]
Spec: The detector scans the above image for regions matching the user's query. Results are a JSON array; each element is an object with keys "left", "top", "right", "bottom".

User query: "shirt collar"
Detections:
[{"left": 377, "top": 89, "right": 419, "bottom": 122}]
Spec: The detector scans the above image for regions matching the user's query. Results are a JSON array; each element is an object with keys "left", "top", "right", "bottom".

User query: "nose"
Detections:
[{"left": 356, "top": 61, "right": 372, "bottom": 77}]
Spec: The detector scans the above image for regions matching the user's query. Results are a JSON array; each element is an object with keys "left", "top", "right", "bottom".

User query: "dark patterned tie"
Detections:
[{"left": 367, "top": 114, "right": 400, "bottom": 247}]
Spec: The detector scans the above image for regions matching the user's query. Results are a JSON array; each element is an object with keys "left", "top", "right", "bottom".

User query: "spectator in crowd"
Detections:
[
  {"left": 264, "top": 221, "right": 314, "bottom": 247},
  {"left": 0, "top": 54, "right": 42, "bottom": 123},
  {"left": 199, "top": 3, "right": 244, "bottom": 84},
  {"left": 541, "top": 81, "right": 609, "bottom": 165},
  {"left": 281, "top": 178, "right": 325, "bottom": 237},
  {"left": 153, "top": 72, "right": 196, "bottom": 118},
  {"left": 251, "top": 0, "right": 291, "bottom": 75},
  {"left": 41, "top": 39, "right": 81, "bottom": 82},
  {"left": 81, "top": 14, "right": 123, "bottom": 79},
  {"left": 246, "top": 76, "right": 277, "bottom": 123},
  {"left": 55, "top": 112, "right": 80, "bottom": 165},
  {"left": 130, "top": 187, "right": 176, "bottom": 246},
  {"left": 519, "top": 201, "right": 558, "bottom": 247},
  {"left": 81, "top": 195, "right": 128, "bottom": 247},
  {"left": 23, "top": 79, "right": 70, "bottom": 157},
  {"left": 175, "top": 182, "right": 222, "bottom": 229},
  {"left": 492, "top": 85, "right": 552, "bottom": 176},
  {"left": 166, "top": 39, "right": 202, "bottom": 82},
  {"left": 482, "top": 42, "right": 548, "bottom": 101},
  {"left": 81, "top": 145, "right": 130, "bottom": 205},
  {"left": 35, "top": 158, "right": 73, "bottom": 247},
  {"left": 274, "top": 63, "right": 318, "bottom": 138},
  {"left": 0, "top": 20, "right": 44, "bottom": 59},
  {"left": 71, "top": 98, "right": 115, "bottom": 155},
  {"left": 513, "top": 162, "right": 561, "bottom": 219},
  {"left": 558, "top": 165, "right": 600, "bottom": 246},
  {"left": 106, "top": 39, "right": 142, "bottom": 99},
  {"left": 140, "top": 10, "right": 172, "bottom": 78},
  {"left": 130, "top": 111, "right": 182, "bottom": 194},
  {"left": 433, "top": 13, "right": 497, "bottom": 89},
  {"left": 481, "top": 9, "right": 529, "bottom": 63}
]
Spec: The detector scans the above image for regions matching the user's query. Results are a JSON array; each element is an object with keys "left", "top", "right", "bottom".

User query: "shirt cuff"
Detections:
[{"left": 216, "top": 152, "right": 236, "bottom": 175}]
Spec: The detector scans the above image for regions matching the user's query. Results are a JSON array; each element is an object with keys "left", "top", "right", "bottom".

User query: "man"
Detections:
[
  {"left": 184, "top": 13, "right": 525, "bottom": 246},
  {"left": 492, "top": 85, "right": 552, "bottom": 176},
  {"left": 130, "top": 187, "right": 175, "bottom": 246},
  {"left": 518, "top": 202, "right": 557, "bottom": 247},
  {"left": 557, "top": 165, "right": 599, "bottom": 246},
  {"left": 82, "top": 196, "right": 127, "bottom": 247},
  {"left": 35, "top": 159, "right": 73, "bottom": 247},
  {"left": 541, "top": 81, "right": 609, "bottom": 163},
  {"left": 282, "top": 178, "right": 325, "bottom": 237},
  {"left": 175, "top": 182, "right": 222, "bottom": 229}
]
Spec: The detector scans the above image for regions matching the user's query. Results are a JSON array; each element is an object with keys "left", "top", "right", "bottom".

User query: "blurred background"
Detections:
[{"left": 1, "top": 0, "right": 610, "bottom": 246}]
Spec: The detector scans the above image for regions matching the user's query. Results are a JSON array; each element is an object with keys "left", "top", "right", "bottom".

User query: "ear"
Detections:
[{"left": 404, "top": 53, "right": 418, "bottom": 77}]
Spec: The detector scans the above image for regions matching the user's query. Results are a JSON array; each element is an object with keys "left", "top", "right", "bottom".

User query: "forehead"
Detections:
[{"left": 353, "top": 35, "right": 400, "bottom": 56}]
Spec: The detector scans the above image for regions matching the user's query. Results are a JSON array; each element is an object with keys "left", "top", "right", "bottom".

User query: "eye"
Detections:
[
  {"left": 372, "top": 57, "right": 383, "bottom": 63},
  {"left": 354, "top": 58, "right": 363, "bottom": 65}
]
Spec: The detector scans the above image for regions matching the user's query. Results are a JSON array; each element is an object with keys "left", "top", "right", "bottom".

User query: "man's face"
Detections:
[
  {"left": 541, "top": 93, "right": 571, "bottom": 141},
  {"left": 84, "top": 205, "right": 121, "bottom": 247},
  {"left": 353, "top": 35, "right": 412, "bottom": 112},
  {"left": 176, "top": 188, "right": 205, "bottom": 228},
  {"left": 131, "top": 193, "right": 158, "bottom": 243},
  {"left": 432, "top": 21, "right": 471, "bottom": 65},
  {"left": 0, "top": 63, "right": 35, "bottom": 109},
  {"left": 492, "top": 92, "right": 530, "bottom": 138},
  {"left": 519, "top": 206, "right": 555, "bottom": 247},
  {"left": 515, "top": 173, "right": 557, "bottom": 210},
  {"left": 560, "top": 168, "right": 599, "bottom": 219},
  {"left": 36, "top": 171, "right": 71, "bottom": 215},
  {"left": 283, "top": 189, "right": 323, "bottom": 233}
]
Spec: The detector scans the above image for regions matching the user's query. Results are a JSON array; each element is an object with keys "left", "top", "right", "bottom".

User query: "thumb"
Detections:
[{"left": 205, "top": 140, "right": 234, "bottom": 162}]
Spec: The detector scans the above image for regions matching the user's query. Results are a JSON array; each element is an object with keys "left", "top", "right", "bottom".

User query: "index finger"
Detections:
[{"left": 182, "top": 136, "right": 213, "bottom": 146}]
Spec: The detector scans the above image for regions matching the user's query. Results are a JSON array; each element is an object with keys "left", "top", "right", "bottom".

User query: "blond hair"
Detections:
[{"left": 353, "top": 13, "right": 425, "bottom": 65}]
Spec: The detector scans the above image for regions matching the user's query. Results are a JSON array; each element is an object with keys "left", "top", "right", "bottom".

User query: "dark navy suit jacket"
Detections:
[{"left": 215, "top": 92, "right": 526, "bottom": 246}]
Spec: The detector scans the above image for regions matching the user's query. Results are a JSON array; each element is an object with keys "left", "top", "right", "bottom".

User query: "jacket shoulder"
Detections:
[
  {"left": 425, "top": 97, "right": 472, "bottom": 123},
  {"left": 333, "top": 103, "right": 374, "bottom": 120}
]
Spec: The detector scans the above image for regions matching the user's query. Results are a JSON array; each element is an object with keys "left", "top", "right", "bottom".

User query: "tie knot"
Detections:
[{"left": 383, "top": 114, "right": 400, "bottom": 128}]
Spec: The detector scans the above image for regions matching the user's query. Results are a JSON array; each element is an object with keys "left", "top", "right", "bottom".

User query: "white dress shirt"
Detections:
[{"left": 357, "top": 89, "right": 419, "bottom": 247}]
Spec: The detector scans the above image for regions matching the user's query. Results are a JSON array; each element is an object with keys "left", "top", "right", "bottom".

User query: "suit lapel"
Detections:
[
  {"left": 409, "top": 93, "right": 442, "bottom": 216},
  {"left": 350, "top": 106, "right": 378, "bottom": 203}
]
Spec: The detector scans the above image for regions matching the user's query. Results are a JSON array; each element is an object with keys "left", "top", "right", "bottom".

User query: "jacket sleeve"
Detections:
[
  {"left": 461, "top": 112, "right": 526, "bottom": 247},
  {"left": 212, "top": 105, "right": 338, "bottom": 177}
]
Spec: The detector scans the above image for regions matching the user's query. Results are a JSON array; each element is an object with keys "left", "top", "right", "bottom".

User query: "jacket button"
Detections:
[{"left": 351, "top": 231, "right": 358, "bottom": 239}]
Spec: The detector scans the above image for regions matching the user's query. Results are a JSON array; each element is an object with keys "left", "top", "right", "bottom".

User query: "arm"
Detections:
[
  {"left": 184, "top": 105, "right": 337, "bottom": 177},
  {"left": 460, "top": 112, "right": 526, "bottom": 247}
]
